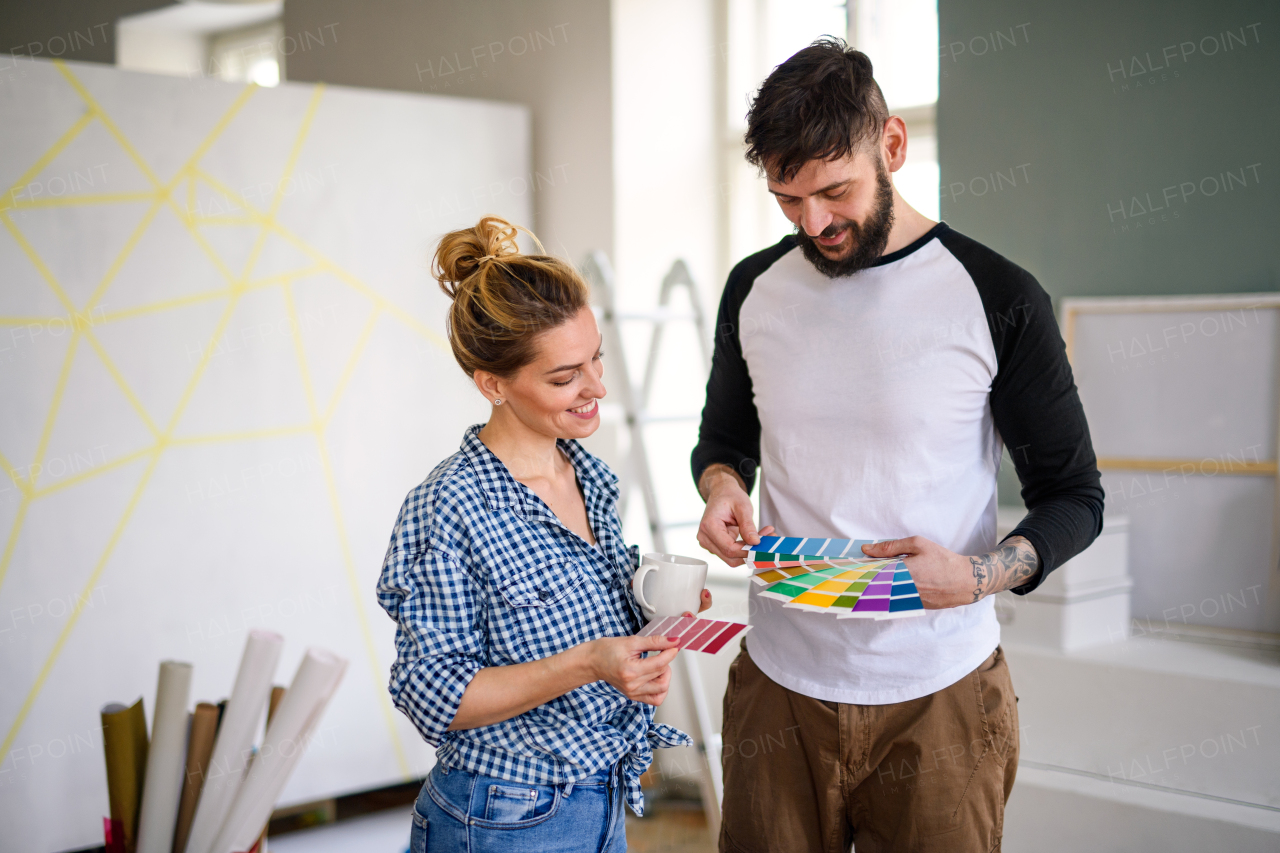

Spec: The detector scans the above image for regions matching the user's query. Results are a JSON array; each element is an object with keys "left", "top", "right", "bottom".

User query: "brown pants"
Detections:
[{"left": 719, "top": 643, "right": 1019, "bottom": 853}]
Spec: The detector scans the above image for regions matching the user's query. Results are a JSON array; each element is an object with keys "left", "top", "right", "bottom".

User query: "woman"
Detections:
[{"left": 377, "top": 216, "right": 709, "bottom": 853}]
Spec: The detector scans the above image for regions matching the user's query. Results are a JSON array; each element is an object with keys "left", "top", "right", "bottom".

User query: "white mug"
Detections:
[{"left": 632, "top": 553, "right": 708, "bottom": 620}]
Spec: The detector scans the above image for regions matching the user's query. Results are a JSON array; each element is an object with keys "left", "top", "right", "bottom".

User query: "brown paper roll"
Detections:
[
  {"left": 171, "top": 703, "right": 218, "bottom": 853},
  {"left": 101, "top": 698, "right": 149, "bottom": 853},
  {"left": 267, "top": 686, "right": 285, "bottom": 725}
]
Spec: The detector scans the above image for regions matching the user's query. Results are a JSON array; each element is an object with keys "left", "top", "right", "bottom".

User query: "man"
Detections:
[{"left": 692, "top": 39, "right": 1104, "bottom": 853}]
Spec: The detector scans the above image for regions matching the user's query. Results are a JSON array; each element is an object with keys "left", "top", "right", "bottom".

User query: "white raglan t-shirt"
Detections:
[{"left": 693, "top": 224, "right": 1103, "bottom": 704}]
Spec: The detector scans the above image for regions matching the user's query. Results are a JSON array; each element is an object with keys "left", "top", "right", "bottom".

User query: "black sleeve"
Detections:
[
  {"left": 938, "top": 228, "right": 1105, "bottom": 595},
  {"left": 691, "top": 237, "right": 795, "bottom": 493}
]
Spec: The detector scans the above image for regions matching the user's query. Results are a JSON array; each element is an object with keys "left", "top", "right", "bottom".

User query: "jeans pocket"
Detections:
[
  {"left": 409, "top": 809, "right": 428, "bottom": 853},
  {"left": 471, "top": 780, "right": 560, "bottom": 829},
  {"left": 484, "top": 783, "right": 539, "bottom": 823}
]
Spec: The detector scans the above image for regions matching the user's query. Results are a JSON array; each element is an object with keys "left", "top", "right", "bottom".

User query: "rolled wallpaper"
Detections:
[
  {"left": 182, "top": 630, "right": 282, "bottom": 853},
  {"left": 207, "top": 649, "right": 347, "bottom": 853},
  {"left": 136, "top": 662, "right": 193, "bottom": 853}
]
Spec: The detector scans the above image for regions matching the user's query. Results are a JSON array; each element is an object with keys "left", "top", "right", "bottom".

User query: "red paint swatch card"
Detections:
[{"left": 639, "top": 615, "right": 750, "bottom": 654}]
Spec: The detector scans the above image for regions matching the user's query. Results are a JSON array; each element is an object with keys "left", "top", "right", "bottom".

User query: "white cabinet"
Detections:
[{"left": 996, "top": 509, "right": 1132, "bottom": 650}]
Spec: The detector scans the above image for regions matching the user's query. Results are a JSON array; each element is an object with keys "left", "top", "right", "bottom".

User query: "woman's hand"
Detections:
[
  {"left": 449, "top": 633, "right": 680, "bottom": 730},
  {"left": 585, "top": 635, "right": 679, "bottom": 705}
]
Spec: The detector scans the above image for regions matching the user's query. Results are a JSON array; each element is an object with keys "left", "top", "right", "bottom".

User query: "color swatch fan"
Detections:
[{"left": 748, "top": 535, "right": 925, "bottom": 619}]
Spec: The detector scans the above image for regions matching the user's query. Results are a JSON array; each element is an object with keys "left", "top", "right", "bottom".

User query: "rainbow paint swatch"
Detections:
[
  {"left": 747, "top": 535, "right": 925, "bottom": 619},
  {"left": 638, "top": 615, "right": 749, "bottom": 654},
  {"left": 751, "top": 535, "right": 892, "bottom": 560},
  {"left": 748, "top": 557, "right": 898, "bottom": 585},
  {"left": 757, "top": 561, "right": 924, "bottom": 619}
]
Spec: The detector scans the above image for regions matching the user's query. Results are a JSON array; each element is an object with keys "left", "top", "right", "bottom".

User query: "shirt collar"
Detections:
[{"left": 460, "top": 424, "right": 619, "bottom": 513}]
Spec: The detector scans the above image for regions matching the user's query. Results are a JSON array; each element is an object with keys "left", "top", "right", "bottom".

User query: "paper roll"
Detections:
[
  {"left": 172, "top": 703, "right": 218, "bottom": 853},
  {"left": 102, "top": 698, "right": 150, "bottom": 853},
  {"left": 267, "top": 686, "right": 285, "bottom": 723},
  {"left": 254, "top": 686, "right": 287, "bottom": 850},
  {"left": 136, "top": 662, "right": 193, "bottom": 853},
  {"left": 183, "top": 630, "right": 283, "bottom": 853},
  {"left": 208, "top": 649, "right": 347, "bottom": 853}
]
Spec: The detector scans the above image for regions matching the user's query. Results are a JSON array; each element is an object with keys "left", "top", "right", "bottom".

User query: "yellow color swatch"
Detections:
[{"left": 792, "top": 591, "right": 839, "bottom": 607}]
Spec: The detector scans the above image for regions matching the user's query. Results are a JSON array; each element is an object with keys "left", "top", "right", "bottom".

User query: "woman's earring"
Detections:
[{"left": 494, "top": 398, "right": 503, "bottom": 405}]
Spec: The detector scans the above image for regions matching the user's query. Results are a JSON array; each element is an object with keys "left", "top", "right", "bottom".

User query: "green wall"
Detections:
[{"left": 938, "top": 0, "right": 1278, "bottom": 300}]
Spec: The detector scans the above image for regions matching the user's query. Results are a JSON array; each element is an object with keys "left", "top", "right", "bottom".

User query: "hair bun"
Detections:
[
  {"left": 431, "top": 216, "right": 588, "bottom": 379},
  {"left": 434, "top": 215, "right": 527, "bottom": 298}
]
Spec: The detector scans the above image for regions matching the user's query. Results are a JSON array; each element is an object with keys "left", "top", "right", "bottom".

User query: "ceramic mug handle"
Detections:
[{"left": 631, "top": 561, "right": 659, "bottom": 617}]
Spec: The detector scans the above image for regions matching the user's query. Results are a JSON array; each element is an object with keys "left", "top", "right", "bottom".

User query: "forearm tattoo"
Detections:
[{"left": 969, "top": 536, "right": 1041, "bottom": 602}]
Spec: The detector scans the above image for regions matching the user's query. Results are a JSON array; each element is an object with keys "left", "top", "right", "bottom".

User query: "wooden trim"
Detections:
[
  {"left": 1098, "top": 457, "right": 1277, "bottom": 475},
  {"left": 1059, "top": 293, "right": 1280, "bottom": 362}
]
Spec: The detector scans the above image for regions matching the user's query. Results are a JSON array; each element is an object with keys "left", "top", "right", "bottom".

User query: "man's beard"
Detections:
[{"left": 794, "top": 159, "right": 895, "bottom": 278}]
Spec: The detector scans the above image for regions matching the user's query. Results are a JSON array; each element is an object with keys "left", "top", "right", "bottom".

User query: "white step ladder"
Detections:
[{"left": 583, "top": 252, "right": 724, "bottom": 837}]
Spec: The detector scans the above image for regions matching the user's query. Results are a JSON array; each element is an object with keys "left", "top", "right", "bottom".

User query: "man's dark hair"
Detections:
[{"left": 744, "top": 37, "right": 890, "bottom": 183}]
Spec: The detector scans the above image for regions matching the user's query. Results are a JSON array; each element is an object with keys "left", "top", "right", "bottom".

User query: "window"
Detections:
[
  {"left": 723, "top": 0, "right": 850, "bottom": 266},
  {"left": 852, "top": 0, "right": 940, "bottom": 219},
  {"left": 720, "top": 0, "right": 940, "bottom": 270},
  {"left": 208, "top": 21, "right": 284, "bottom": 87},
  {"left": 116, "top": 1, "right": 283, "bottom": 85}
]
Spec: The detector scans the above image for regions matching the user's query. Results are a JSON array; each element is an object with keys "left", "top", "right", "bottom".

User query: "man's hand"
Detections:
[
  {"left": 696, "top": 464, "right": 774, "bottom": 566},
  {"left": 860, "top": 535, "right": 1041, "bottom": 609}
]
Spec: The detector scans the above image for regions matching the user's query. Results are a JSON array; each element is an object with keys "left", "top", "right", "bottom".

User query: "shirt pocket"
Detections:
[{"left": 496, "top": 560, "right": 605, "bottom": 661}]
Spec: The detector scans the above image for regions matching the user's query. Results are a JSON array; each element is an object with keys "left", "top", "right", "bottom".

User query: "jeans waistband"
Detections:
[
  {"left": 437, "top": 760, "right": 620, "bottom": 793},
  {"left": 564, "top": 761, "right": 621, "bottom": 795}
]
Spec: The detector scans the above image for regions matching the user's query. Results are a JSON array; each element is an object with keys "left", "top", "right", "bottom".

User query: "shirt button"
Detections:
[{"left": 538, "top": 589, "right": 550, "bottom": 601}]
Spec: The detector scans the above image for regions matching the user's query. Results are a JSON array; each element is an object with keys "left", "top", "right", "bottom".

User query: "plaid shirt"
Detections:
[{"left": 377, "top": 425, "right": 690, "bottom": 815}]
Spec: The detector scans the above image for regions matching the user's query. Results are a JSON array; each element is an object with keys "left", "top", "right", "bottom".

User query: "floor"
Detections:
[
  {"left": 265, "top": 801, "right": 714, "bottom": 853},
  {"left": 625, "top": 802, "right": 714, "bottom": 853},
  {"left": 266, "top": 809, "right": 413, "bottom": 853}
]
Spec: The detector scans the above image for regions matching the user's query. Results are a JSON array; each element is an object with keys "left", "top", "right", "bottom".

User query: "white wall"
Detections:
[
  {"left": 284, "top": 0, "right": 615, "bottom": 267},
  {"left": 0, "top": 57, "right": 529, "bottom": 853}
]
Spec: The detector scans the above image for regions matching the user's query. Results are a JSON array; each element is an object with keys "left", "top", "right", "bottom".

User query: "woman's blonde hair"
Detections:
[{"left": 433, "top": 216, "right": 589, "bottom": 377}]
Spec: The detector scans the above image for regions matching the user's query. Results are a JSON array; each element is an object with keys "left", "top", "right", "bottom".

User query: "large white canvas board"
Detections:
[
  {"left": 0, "top": 57, "right": 530, "bottom": 853},
  {"left": 1064, "top": 295, "right": 1280, "bottom": 634}
]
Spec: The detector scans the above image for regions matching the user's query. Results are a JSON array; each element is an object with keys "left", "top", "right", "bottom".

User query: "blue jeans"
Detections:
[{"left": 411, "top": 762, "right": 627, "bottom": 853}]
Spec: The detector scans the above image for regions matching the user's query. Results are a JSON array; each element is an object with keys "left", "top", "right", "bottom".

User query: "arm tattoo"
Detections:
[{"left": 968, "top": 536, "right": 1041, "bottom": 602}]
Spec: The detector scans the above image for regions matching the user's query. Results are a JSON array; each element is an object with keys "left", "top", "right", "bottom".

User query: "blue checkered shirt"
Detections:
[{"left": 377, "top": 425, "right": 690, "bottom": 815}]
